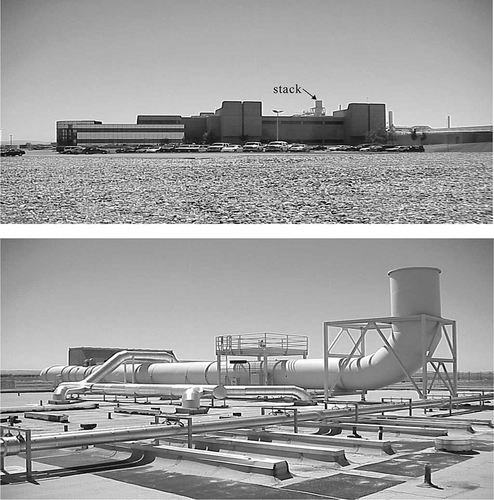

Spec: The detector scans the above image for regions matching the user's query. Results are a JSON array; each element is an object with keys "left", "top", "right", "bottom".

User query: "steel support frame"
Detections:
[
  {"left": 1, "top": 425, "right": 33, "bottom": 480},
  {"left": 323, "top": 314, "right": 457, "bottom": 401},
  {"left": 421, "top": 317, "right": 457, "bottom": 397},
  {"left": 153, "top": 415, "right": 193, "bottom": 448}
]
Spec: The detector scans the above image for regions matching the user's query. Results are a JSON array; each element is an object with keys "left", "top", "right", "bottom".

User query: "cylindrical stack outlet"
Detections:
[{"left": 388, "top": 267, "right": 441, "bottom": 317}]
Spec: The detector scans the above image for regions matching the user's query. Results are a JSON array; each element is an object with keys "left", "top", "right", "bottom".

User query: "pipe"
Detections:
[
  {"left": 269, "top": 266, "right": 443, "bottom": 391},
  {"left": 48, "top": 382, "right": 310, "bottom": 403},
  {"left": 83, "top": 349, "right": 177, "bottom": 384},
  {"left": 4, "top": 393, "right": 490, "bottom": 458},
  {"left": 48, "top": 350, "right": 178, "bottom": 402},
  {"left": 0, "top": 405, "right": 405, "bottom": 457},
  {"left": 41, "top": 267, "right": 444, "bottom": 394},
  {"left": 68, "top": 383, "right": 226, "bottom": 399},
  {"left": 222, "top": 385, "right": 312, "bottom": 402}
]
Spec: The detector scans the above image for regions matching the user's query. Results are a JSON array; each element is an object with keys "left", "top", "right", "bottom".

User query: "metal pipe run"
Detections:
[
  {"left": 47, "top": 382, "right": 311, "bottom": 404},
  {"left": 222, "top": 385, "right": 312, "bottom": 402},
  {"left": 3, "top": 393, "right": 491, "bottom": 458}
]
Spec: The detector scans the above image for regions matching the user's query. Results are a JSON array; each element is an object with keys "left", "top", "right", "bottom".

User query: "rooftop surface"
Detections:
[{"left": 1, "top": 390, "right": 493, "bottom": 499}]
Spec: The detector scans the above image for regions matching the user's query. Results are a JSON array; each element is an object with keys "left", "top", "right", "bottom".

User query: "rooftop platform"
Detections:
[{"left": 215, "top": 332, "right": 308, "bottom": 357}]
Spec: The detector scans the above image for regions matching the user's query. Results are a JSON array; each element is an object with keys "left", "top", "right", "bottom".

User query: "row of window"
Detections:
[
  {"left": 57, "top": 124, "right": 184, "bottom": 131},
  {"left": 74, "top": 127, "right": 183, "bottom": 133},
  {"left": 78, "top": 132, "right": 184, "bottom": 140},
  {"left": 77, "top": 139, "right": 181, "bottom": 144},
  {"left": 57, "top": 121, "right": 102, "bottom": 127},
  {"left": 261, "top": 120, "right": 344, "bottom": 126},
  {"left": 137, "top": 117, "right": 182, "bottom": 125}
]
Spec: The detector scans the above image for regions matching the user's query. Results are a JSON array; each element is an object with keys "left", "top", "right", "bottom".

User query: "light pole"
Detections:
[{"left": 272, "top": 109, "right": 283, "bottom": 141}]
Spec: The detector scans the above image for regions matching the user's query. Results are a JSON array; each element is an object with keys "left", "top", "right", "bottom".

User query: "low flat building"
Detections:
[{"left": 56, "top": 120, "right": 185, "bottom": 151}]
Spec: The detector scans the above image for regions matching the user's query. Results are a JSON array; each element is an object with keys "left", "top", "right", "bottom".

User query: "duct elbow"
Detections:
[
  {"left": 50, "top": 382, "right": 85, "bottom": 403},
  {"left": 182, "top": 386, "right": 204, "bottom": 409}
]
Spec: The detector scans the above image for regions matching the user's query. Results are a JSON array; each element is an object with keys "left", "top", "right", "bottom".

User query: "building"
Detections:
[
  {"left": 56, "top": 120, "right": 185, "bottom": 151},
  {"left": 56, "top": 101, "right": 386, "bottom": 149},
  {"left": 139, "top": 101, "right": 386, "bottom": 145},
  {"left": 391, "top": 124, "right": 493, "bottom": 147},
  {"left": 68, "top": 346, "right": 178, "bottom": 366}
]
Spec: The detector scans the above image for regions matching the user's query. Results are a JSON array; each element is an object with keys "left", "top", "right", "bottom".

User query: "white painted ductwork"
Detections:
[
  {"left": 49, "top": 382, "right": 311, "bottom": 404},
  {"left": 275, "top": 266, "right": 443, "bottom": 391},
  {"left": 42, "top": 267, "right": 444, "bottom": 395}
]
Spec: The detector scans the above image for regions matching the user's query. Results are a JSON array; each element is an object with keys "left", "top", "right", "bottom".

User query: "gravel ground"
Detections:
[{"left": 1, "top": 153, "right": 492, "bottom": 223}]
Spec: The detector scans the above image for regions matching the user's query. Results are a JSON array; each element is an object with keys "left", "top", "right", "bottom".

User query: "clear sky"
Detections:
[
  {"left": 1, "top": 0, "right": 492, "bottom": 142},
  {"left": 1, "top": 239, "right": 492, "bottom": 372}
]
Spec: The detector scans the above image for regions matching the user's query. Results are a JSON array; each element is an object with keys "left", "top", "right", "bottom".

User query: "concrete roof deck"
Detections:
[{"left": 1, "top": 391, "right": 493, "bottom": 499}]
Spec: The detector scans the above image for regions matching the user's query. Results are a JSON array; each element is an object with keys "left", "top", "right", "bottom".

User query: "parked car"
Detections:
[
  {"left": 289, "top": 143, "right": 310, "bottom": 152},
  {"left": 1, "top": 149, "right": 25, "bottom": 156},
  {"left": 83, "top": 147, "right": 109, "bottom": 154},
  {"left": 60, "top": 146, "right": 86, "bottom": 154},
  {"left": 144, "top": 146, "right": 161, "bottom": 153},
  {"left": 384, "top": 145, "right": 424, "bottom": 152},
  {"left": 359, "top": 145, "right": 384, "bottom": 152},
  {"left": 242, "top": 142, "right": 264, "bottom": 152},
  {"left": 206, "top": 142, "right": 229, "bottom": 152},
  {"left": 116, "top": 147, "right": 137, "bottom": 153},
  {"left": 222, "top": 144, "right": 243, "bottom": 152},
  {"left": 175, "top": 144, "right": 202, "bottom": 152},
  {"left": 265, "top": 141, "right": 289, "bottom": 152},
  {"left": 157, "top": 145, "right": 177, "bottom": 152},
  {"left": 384, "top": 146, "right": 411, "bottom": 152}
]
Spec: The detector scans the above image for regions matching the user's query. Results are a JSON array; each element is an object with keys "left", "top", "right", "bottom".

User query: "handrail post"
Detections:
[
  {"left": 187, "top": 417, "right": 193, "bottom": 448},
  {"left": 25, "top": 429, "right": 33, "bottom": 480},
  {"left": 0, "top": 426, "right": 4, "bottom": 472}
]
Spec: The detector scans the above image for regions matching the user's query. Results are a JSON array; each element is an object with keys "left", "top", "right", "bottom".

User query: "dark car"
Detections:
[
  {"left": 84, "top": 147, "right": 109, "bottom": 154},
  {"left": 157, "top": 145, "right": 177, "bottom": 152},
  {"left": 1, "top": 149, "right": 26, "bottom": 156},
  {"left": 116, "top": 147, "right": 137, "bottom": 153}
]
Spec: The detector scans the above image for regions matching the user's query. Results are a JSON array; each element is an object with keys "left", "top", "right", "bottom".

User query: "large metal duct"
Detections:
[
  {"left": 41, "top": 267, "right": 443, "bottom": 394},
  {"left": 273, "top": 266, "right": 442, "bottom": 391}
]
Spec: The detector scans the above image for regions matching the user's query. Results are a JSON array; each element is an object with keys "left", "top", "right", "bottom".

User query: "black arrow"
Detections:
[{"left": 302, "top": 88, "right": 317, "bottom": 100}]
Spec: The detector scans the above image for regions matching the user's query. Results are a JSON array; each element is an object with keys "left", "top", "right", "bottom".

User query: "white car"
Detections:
[
  {"left": 289, "top": 143, "right": 310, "bottom": 152},
  {"left": 175, "top": 144, "right": 202, "bottom": 153},
  {"left": 242, "top": 142, "right": 264, "bottom": 152},
  {"left": 265, "top": 141, "right": 289, "bottom": 152},
  {"left": 222, "top": 144, "right": 243, "bottom": 152},
  {"left": 206, "top": 142, "right": 229, "bottom": 152}
]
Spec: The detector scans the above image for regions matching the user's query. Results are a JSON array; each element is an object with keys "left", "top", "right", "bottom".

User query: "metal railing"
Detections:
[{"left": 215, "top": 333, "right": 308, "bottom": 357}]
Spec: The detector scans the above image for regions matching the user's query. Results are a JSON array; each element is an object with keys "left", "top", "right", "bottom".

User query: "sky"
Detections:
[
  {"left": 1, "top": 0, "right": 492, "bottom": 142},
  {"left": 1, "top": 239, "right": 492, "bottom": 373}
]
